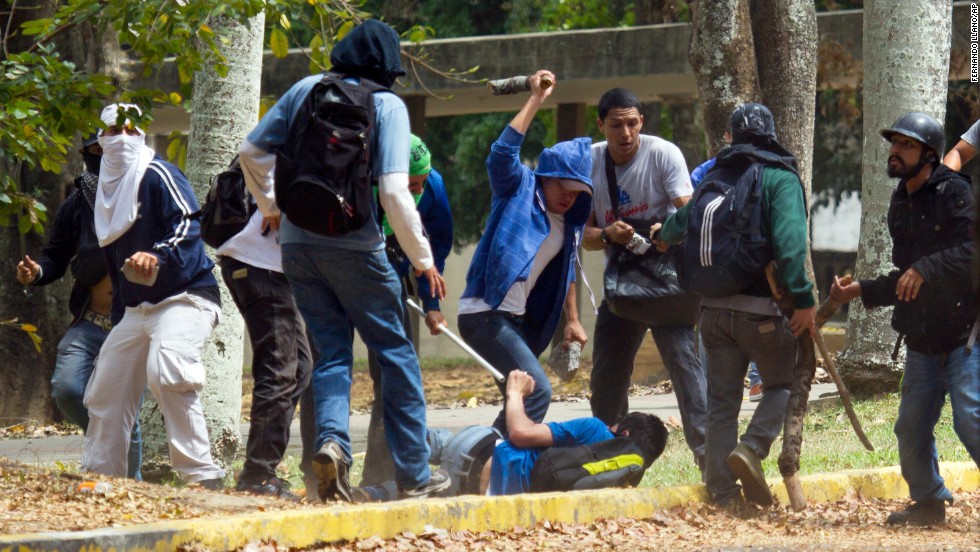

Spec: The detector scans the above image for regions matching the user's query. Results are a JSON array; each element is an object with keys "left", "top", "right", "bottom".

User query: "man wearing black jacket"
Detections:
[
  {"left": 15, "top": 134, "right": 142, "bottom": 479},
  {"left": 832, "top": 112, "right": 980, "bottom": 526}
]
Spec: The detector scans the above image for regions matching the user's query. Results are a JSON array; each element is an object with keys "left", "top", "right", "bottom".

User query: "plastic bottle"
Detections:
[{"left": 76, "top": 480, "right": 113, "bottom": 495}]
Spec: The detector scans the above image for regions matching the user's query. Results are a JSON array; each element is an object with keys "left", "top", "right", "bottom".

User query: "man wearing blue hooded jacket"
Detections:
[{"left": 458, "top": 69, "right": 592, "bottom": 434}]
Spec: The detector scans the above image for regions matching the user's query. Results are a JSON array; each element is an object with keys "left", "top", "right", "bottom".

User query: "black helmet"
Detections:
[
  {"left": 880, "top": 112, "right": 945, "bottom": 158},
  {"left": 81, "top": 133, "right": 99, "bottom": 150}
]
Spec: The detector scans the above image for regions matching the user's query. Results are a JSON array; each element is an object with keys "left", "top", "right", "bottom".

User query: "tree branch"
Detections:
[{"left": 25, "top": 0, "right": 107, "bottom": 55}]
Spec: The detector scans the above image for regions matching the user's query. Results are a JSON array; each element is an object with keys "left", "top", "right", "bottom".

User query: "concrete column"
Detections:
[
  {"left": 556, "top": 103, "right": 587, "bottom": 141},
  {"left": 404, "top": 96, "right": 426, "bottom": 137},
  {"left": 552, "top": 103, "right": 588, "bottom": 352}
]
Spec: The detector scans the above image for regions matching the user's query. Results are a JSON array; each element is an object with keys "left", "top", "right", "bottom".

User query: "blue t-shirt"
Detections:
[
  {"left": 690, "top": 157, "right": 716, "bottom": 187},
  {"left": 488, "top": 417, "right": 614, "bottom": 495},
  {"left": 246, "top": 74, "right": 411, "bottom": 250}
]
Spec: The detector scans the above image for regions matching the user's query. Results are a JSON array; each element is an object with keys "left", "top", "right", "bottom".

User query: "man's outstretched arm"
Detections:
[{"left": 505, "top": 371, "right": 554, "bottom": 448}]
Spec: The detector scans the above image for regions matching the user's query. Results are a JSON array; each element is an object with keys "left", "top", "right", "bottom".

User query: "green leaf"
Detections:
[
  {"left": 166, "top": 139, "right": 181, "bottom": 161},
  {"left": 270, "top": 28, "right": 289, "bottom": 58},
  {"left": 0, "top": 193, "right": 10, "bottom": 204},
  {"left": 30, "top": 332, "right": 42, "bottom": 353},
  {"left": 18, "top": 216, "right": 31, "bottom": 234},
  {"left": 336, "top": 20, "right": 354, "bottom": 42},
  {"left": 279, "top": 13, "right": 290, "bottom": 30}
]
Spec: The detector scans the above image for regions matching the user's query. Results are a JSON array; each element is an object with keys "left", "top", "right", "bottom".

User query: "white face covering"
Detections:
[{"left": 94, "top": 104, "right": 155, "bottom": 246}]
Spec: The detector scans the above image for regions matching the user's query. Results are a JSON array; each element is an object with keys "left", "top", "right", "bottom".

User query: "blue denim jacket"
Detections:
[{"left": 462, "top": 125, "right": 593, "bottom": 355}]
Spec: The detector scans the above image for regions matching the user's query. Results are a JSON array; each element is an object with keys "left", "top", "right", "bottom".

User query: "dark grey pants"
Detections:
[
  {"left": 699, "top": 307, "right": 796, "bottom": 503},
  {"left": 221, "top": 256, "right": 312, "bottom": 483},
  {"left": 589, "top": 301, "right": 707, "bottom": 467}
]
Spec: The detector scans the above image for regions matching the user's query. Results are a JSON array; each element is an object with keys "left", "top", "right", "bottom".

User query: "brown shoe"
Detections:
[
  {"left": 313, "top": 441, "right": 353, "bottom": 503},
  {"left": 726, "top": 443, "right": 773, "bottom": 506}
]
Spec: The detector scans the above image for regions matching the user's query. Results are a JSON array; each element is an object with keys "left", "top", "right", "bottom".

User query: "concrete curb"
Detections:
[{"left": 2, "top": 462, "right": 977, "bottom": 551}]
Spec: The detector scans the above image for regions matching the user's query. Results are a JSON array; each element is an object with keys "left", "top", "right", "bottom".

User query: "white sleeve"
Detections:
[
  {"left": 238, "top": 139, "right": 279, "bottom": 217},
  {"left": 377, "top": 172, "right": 434, "bottom": 271}
]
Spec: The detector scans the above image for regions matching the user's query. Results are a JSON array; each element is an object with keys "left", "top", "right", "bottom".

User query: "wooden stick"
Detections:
[
  {"left": 764, "top": 263, "right": 813, "bottom": 511},
  {"left": 814, "top": 330, "right": 875, "bottom": 451},
  {"left": 487, "top": 74, "right": 554, "bottom": 95}
]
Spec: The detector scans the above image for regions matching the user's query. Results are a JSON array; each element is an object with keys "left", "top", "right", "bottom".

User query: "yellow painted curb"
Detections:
[{"left": 1, "top": 462, "right": 976, "bottom": 551}]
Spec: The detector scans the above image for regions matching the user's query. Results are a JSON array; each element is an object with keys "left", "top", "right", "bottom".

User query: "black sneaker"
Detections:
[
  {"left": 235, "top": 477, "right": 301, "bottom": 503},
  {"left": 885, "top": 499, "right": 946, "bottom": 526},
  {"left": 726, "top": 443, "right": 774, "bottom": 506},
  {"left": 397, "top": 469, "right": 452, "bottom": 500},
  {"left": 350, "top": 484, "right": 393, "bottom": 504},
  {"left": 195, "top": 477, "right": 226, "bottom": 491},
  {"left": 313, "top": 440, "right": 353, "bottom": 503}
]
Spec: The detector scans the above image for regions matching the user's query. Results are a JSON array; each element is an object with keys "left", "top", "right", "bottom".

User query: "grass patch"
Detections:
[{"left": 641, "top": 392, "right": 973, "bottom": 488}]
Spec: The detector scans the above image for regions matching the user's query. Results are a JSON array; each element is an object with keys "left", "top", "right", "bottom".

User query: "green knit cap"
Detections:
[{"left": 409, "top": 134, "right": 431, "bottom": 176}]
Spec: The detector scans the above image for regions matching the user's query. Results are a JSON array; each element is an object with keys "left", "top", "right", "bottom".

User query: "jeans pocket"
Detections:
[
  {"left": 184, "top": 293, "right": 221, "bottom": 328},
  {"left": 157, "top": 339, "right": 206, "bottom": 392}
]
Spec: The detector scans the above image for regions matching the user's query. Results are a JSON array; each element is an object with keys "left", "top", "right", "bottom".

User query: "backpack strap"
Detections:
[
  {"left": 326, "top": 71, "right": 391, "bottom": 94},
  {"left": 733, "top": 164, "right": 763, "bottom": 235},
  {"left": 604, "top": 147, "right": 620, "bottom": 218}
]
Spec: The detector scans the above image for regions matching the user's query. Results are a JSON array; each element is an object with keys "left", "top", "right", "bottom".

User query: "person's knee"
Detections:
[{"left": 50, "top": 377, "right": 81, "bottom": 403}]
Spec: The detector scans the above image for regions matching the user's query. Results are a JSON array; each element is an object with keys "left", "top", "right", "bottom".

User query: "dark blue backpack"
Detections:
[{"left": 681, "top": 161, "right": 771, "bottom": 297}]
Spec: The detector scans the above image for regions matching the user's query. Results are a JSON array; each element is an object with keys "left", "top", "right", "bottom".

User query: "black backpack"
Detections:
[
  {"left": 200, "top": 155, "right": 254, "bottom": 248},
  {"left": 274, "top": 73, "right": 388, "bottom": 236},
  {"left": 529, "top": 437, "right": 646, "bottom": 492},
  {"left": 680, "top": 161, "right": 772, "bottom": 297}
]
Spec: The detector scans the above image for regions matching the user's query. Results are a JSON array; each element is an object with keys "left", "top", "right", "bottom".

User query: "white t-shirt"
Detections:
[
  {"left": 459, "top": 211, "right": 565, "bottom": 316},
  {"left": 591, "top": 134, "right": 692, "bottom": 229},
  {"left": 961, "top": 119, "right": 979, "bottom": 147},
  {"left": 216, "top": 209, "right": 282, "bottom": 272}
]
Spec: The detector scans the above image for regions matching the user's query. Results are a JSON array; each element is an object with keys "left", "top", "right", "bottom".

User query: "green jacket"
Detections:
[{"left": 660, "top": 165, "right": 814, "bottom": 309}]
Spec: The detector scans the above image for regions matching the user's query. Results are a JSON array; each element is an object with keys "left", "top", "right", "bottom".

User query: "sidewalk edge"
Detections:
[{"left": 2, "top": 462, "right": 976, "bottom": 551}]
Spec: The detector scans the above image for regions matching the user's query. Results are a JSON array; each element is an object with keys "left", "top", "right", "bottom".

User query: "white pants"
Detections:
[{"left": 82, "top": 292, "right": 225, "bottom": 483}]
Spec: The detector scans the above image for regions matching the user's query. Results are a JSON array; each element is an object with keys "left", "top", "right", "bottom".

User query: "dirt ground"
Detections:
[
  {"left": 6, "top": 364, "right": 971, "bottom": 551},
  {"left": 2, "top": 454, "right": 977, "bottom": 550},
  {"left": 312, "top": 498, "right": 980, "bottom": 552}
]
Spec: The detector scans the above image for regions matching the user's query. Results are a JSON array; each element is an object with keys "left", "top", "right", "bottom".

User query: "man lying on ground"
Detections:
[{"left": 480, "top": 370, "right": 668, "bottom": 495}]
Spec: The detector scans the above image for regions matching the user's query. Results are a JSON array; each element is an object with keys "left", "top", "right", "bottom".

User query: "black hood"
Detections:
[
  {"left": 714, "top": 141, "right": 799, "bottom": 176},
  {"left": 330, "top": 20, "right": 406, "bottom": 88}
]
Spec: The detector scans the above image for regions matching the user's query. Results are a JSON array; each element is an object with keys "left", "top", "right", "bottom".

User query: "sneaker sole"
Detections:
[
  {"left": 727, "top": 451, "right": 774, "bottom": 506},
  {"left": 399, "top": 474, "right": 453, "bottom": 499},
  {"left": 313, "top": 446, "right": 353, "bottom": 503}
]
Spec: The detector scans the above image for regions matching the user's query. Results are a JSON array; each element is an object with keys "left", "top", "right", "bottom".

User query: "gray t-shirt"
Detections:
[
  {"left": 591, "top": 134, "right": 692, "bottom": 230},
  {"left": 961, "top": 119, "right": 980, "bottom": 147}
]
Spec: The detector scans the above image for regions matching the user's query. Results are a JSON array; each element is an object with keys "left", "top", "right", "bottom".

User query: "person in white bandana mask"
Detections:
[{"left": 81, "top": 103, "right": 226, "bottom": 488}]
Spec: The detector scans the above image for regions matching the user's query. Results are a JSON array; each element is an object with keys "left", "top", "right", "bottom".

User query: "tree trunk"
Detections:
[
  {"left": 138, "top": 13, "right": 265, "bottom": 478},
  {"left": 666, "top": 99, "right": 707, "bottom": 172},
  {"left": 0, "top": 2, "right": 124, "bottom": 425},
  {"left": 750, "top": 0, "right": 817, "bottom": 196},
  {"left": 836, "top": 0, "right": 952, "bottom": 395},
  {"left": 750, "top": 0, "right": 819, "bottom": 311},
  {"left": 688, "top": 0, "right": 760, "bottom": 157}
]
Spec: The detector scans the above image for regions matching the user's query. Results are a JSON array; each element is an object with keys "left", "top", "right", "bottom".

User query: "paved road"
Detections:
[{"left": 0, "top": 384, "right": 839, "bottom": 466}]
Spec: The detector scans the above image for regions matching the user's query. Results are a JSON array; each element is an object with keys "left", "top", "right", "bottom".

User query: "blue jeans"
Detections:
[
  {"left": 590, "top": 302, "right": 706, "bottom": 466},
  {"left": 458, "top": 311, "right": 552, "bottom": 433},
  {"left": 282, "top": 244, "right": 431, "bottom": 490},
  {"left": 699, "top": 307, "right": 796, "bottom": 503},
  {"left": 52, "top": 318, "right": 143, "bottom": 480},
  {"left": 897, "top": 346, "right": 980, "bottom": 502}
]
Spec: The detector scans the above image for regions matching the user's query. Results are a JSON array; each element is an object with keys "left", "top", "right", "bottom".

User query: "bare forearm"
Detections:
[{"left": 505, "top": 391, "right": 537, "bottom": 437}]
